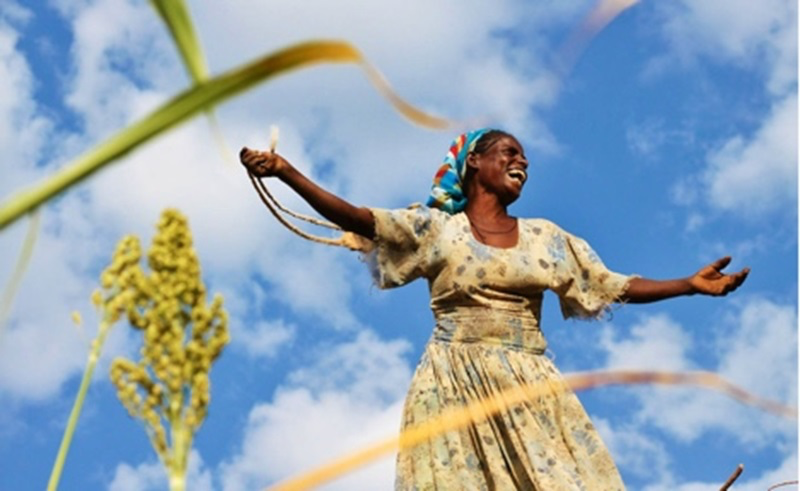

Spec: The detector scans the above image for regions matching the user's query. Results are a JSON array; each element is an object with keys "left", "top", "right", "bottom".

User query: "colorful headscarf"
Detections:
[{"left": 426, "top": 128, "right": 491, "bottom": 214}]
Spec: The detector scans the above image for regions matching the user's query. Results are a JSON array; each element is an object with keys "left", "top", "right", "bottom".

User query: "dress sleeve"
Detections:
[
  {"left": 364, "top": 205, "right": 442, "bottom": 289},
  {"left": 547, "top": 226, "right": 636, "bottom": 319}
]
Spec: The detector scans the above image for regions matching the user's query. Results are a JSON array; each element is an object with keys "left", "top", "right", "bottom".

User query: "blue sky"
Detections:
[{"left": 0, "top": 0, "right": 797, "bottom": 490}]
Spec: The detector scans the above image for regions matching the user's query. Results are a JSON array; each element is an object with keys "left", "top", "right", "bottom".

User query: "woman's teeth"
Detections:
[{"left": 508, "top": 169, "right": 527, "bottom": 183}]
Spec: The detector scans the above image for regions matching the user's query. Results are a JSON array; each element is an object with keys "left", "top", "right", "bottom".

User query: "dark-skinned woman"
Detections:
[{"left": 240, "top": 129, "right": 748, "bottom": 490}]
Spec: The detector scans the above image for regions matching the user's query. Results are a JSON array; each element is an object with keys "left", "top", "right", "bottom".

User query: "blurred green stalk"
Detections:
[
  {"left": 0, "top": 211, "right": 40, "bottom": 343},
  {"left": 46, "top": 319, "right": 113, "bottom": 491},
  {"left": 149, "top": 0, "right": 208, "bottom": 82}
]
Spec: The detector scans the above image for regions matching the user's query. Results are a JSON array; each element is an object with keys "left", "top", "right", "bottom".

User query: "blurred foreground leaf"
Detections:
[
  {"left": 149, "top": 0, "right": 208, "bottom": 82},
  {"left": 0, "top": 40, "right": 451, "bottom": 231}
]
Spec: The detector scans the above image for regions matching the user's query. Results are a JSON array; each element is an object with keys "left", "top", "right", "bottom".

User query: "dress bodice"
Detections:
[{"left": 366, "top": 206, "right": 635, "bottom": 352}]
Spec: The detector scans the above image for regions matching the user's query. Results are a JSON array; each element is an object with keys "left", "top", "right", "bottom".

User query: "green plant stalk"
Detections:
[
  {"left": 166, "top": 381, "right": 189, "bottom": 491},
  {"left": 0, "top": 210, "right": 40, "bottom": 343},
  {"left": 149, "top": 0, "right": 208, "bottom": 82},
  {"left": 168, "top": 417, "right": 190, "bottom": 491},
  {"left": 0, "top": 39, "right": 446, "bottom": 231},
  {"left": 47, "top": 319, "right": 113, "bottom": 491},
  {"left": 147, "top": 0, "right": 238, "bottom": 171}
]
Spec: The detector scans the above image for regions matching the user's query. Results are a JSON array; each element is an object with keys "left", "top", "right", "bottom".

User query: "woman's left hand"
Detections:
[{"left": 688, "top": 256, "right": 750, "bottom": 296}]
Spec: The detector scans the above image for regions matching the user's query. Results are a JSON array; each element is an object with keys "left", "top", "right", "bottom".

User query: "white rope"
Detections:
[{"left": 248, "top": 172, "right": 371, "bottom": 251}]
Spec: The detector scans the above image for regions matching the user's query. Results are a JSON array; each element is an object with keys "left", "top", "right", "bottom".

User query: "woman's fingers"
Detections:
[
  {"left": 718, "top": 268, "right": 750, "bottom": 295},
  {"left": 691, "top": 258, "right": 750, "bottom": 296},
  {"left": 239, "top": 147, "right": 277, "bottom": 176},
  {"left": 731, "top": 268, "right": 750, "bottom": 290},
  {"left": 710, "top": 256, "right": 732, "bottom": 272}
]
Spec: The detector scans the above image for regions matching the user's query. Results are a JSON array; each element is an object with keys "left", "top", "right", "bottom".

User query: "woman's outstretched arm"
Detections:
[
  {"left": 621, "top": 256, "right": 750, "bottom": 303},
  {"left": 240, "top": 147, "right": 376, "bottom": 239}
]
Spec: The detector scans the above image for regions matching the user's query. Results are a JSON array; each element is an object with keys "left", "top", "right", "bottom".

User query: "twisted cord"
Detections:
[
  {"left": 253, "top": 175, "right": 341, "bottom": 231},
  {"left": 247, "top": 172, "right": 369, "bottom": 251}
]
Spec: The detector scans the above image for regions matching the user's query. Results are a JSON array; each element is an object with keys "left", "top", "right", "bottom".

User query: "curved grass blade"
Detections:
[
  {"left": 555, "top": 0, "right": 640, "bottom": 77},
  {"left": 47, "top": 318, "right": 114, "bottom": 491},
  {"left": 0, "top": 40, "right": 453, "bottom": 231},
  {"left": 267, "top": 370, "right": 797, "bottom": 491},
  {"left": 149, "top": 0, "right": 242, "bottom": 170},
  {"left": 0, "top": 210, "right": 41, "bottom": 344},
  {"left": 149, "top": 0, "right": 208, "bottom": 82}
]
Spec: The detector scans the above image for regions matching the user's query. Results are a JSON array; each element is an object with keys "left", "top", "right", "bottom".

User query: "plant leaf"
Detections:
[
  {"left": 0, "top": 40, "right": 453, "bottom": 231},
  {"left": 149, "top": 0, "right": 208, "bottom": 82}
]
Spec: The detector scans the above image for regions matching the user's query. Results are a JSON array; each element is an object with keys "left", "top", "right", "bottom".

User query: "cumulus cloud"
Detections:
[
  {"left": 232, "top": 319, "right": 295, "bottom": 359},
  {"left": 703, "top": 94, "right": 797, "bottom": 217},
  {"left": 650, "top": 1, "right": 798, "bottom": 222},
  {"left": 54, "top": 0, "right": 183, "bottom": 139},
  {"left": 593, "top": 417, "right": 672, "bottom": 483},
  {"left": 654, "top": 0, "right": 797, "bottom": 96},
  {"left": 598, "top": 298, "right": 797, "bottom": 446},
  {"left": 108, "top": 450, "right": 213, "bottom": 491},
  {"left": 600, "top": 313, "right": 694, "bottom": 371},
  {"left": 220, "top": 330, "right": 413, "bottom": 491},
  {"left": 594, "top": 299, "right": 796, "bottom": 490},
  {"left": 0, "top": 7, "right": 53, "bottom": 196},
  {"left": 0, "top": 208, "right": 120, "bottom": 400},
  {"left": 716, "top": 298, "right": 798, "bottom": 407},
  {"left": 641, "top": 451, "right": 798, "bottom": 491}
]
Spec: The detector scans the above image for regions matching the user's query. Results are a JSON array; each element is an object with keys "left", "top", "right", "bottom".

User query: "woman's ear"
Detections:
[{"left": 466, "top": 152, "right": 480, "bottom": 171}]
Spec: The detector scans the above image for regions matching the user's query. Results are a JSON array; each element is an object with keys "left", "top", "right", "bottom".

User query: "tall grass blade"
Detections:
[
  {"left": 149, "top": 0, "right": 208, "bottom": 82},
  {"left": 0, "top": 210, "right": 40, "bottom": 344},
  {"left": 0, "top": 40, "right": 452, "bottom": 231},
  {"left": 149, "top": 0, "right": 241, "bottom": 170},
  {"left": 47, "top": 320, "right": 114, "bottom": 491}
]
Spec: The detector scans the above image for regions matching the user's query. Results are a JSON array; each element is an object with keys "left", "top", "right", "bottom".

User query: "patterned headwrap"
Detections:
[{"left": 426, "top": 128, "right": 491, "bottom": 214}]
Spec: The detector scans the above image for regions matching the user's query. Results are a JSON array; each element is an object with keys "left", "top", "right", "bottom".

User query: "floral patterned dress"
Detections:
[{"left": 366, "top": 206, "right": 635, "bottom": 491}]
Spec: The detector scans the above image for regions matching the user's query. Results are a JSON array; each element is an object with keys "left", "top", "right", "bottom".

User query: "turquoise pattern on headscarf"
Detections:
[{"left": 426, "top": 128, "right": 491, "bottom": 214}]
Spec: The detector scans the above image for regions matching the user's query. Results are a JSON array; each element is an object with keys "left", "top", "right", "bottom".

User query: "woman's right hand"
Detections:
[{"left": 239, "top": 147, "right": 290, "bottom": 178}]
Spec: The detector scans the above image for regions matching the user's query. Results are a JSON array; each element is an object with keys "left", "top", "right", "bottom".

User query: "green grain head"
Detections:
[{"left": 107, "top": 209, "right": 229, "bottom": 467}]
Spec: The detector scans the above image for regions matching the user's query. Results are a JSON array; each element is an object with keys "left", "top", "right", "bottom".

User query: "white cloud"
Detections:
[
  {"left": 593, "top": 417, "right": 672, "bottom": 483},
  {"left": 57, "top": 0, "right": 183, "bottom": 139},
  {"left": 0, "top": 11, "right": 53, "bottom": 197},
  {"left": 649, "top": 1, "right": 798, "bottom": 223},
  {"left": 0, "top": 208, "right": 112, "bottom": 400},
  {"left": 702, "top": 94, "right": 797, "bottom": 217},
  {"left": 108, "top": 450, "right": 213, "bottom": 491},
  {"left": 598, "top": 299, "right": 797, "bottom": 446},
  {"left": 233, "top": 319, "right": 295, "bottom": 359},
  {"left": 668, "top": 93, "right": 797, "bottom": 222},
  {"left": 220, "top": 330, "right": 413, "bottom": 491},
  {"left": 600, "top": 313, "right": 694, "bottom": 372},
  {"left": 655, "top": 0, "right": 797, "bottom": 96},
  {"left": 641, "top": 451, "right": 798, "bottom": 491},
  {"left": 716, "top": 298, "right": 798, "bottom": 406},
  {"left": 626, "top": 118, "right": 697, "bottom": 162},
  {"left": 287, "top": 330, "right": 412, "bottom": 405}
]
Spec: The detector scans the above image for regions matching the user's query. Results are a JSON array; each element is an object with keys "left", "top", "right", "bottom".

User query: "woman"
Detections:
[{"left": 240, "top": 129, "right": 748, "bottom": 490}]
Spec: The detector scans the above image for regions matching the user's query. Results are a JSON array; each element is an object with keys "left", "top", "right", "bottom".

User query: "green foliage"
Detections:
[{"left": 149, "top": 0, "right": 209, "bottom": 82}]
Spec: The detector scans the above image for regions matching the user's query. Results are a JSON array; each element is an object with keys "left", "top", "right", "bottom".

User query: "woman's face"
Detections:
[{"left": 468, "top": 135, "right": 528, "bottom": 205}]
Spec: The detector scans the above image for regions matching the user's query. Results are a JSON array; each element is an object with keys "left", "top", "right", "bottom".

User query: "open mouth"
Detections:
[{"left": 507, "top": 168, "right": 527, "bottom": 185}]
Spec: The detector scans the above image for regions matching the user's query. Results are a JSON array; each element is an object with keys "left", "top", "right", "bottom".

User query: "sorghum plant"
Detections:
[{"left": 105, "top": 209, "right": 229, "bottom": 491}]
